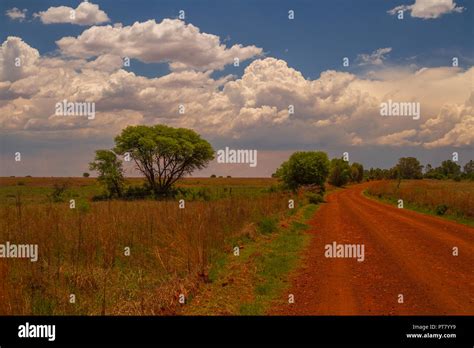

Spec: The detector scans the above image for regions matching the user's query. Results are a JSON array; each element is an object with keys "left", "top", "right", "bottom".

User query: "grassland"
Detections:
[
  {"left": 182, "top": 203, "right": 318, "bottom": 315},
  {"left": 365, "top": 179, "right": 474, "bottom": 226},
  {"left": 0, "top": 177, "right": 295, "bottom": 315},
  {"left": 3, "top": 177, "right": 471, "bottom": 315},
  {"left": 0, "top": 177, "right": 278, "bottom": 205}
]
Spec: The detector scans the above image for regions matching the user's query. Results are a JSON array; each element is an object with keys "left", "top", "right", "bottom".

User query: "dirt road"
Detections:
[{"left": 271, "top": 184, "right": 474, "bottom": 315}]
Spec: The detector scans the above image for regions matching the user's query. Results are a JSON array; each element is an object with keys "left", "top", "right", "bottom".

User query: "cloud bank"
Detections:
[{"left": 1, "top": 34, "right": 472, "bottom": 152}]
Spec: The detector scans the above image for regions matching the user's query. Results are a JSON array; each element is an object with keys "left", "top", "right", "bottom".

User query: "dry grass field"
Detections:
[
  {"left": 2, "top": 177, "right": 472, "bottom": 316},
  {"left": 0, "top": 177, "right": 291, "bottom": 315},
  {"left": 365, "top": 179, "right": 474, "bottom": 220}
]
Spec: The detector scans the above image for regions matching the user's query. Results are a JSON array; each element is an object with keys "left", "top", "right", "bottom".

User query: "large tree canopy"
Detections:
[
  {"left": 275, "top": 151, "right": 330, "bottom": 192},
  {"left": 439, "top": 160, "right": 461, "bottom": 178},
  {"left": 114, "top": 125, "right": 214, "bottom": 195},
  {"left": 396, "top": 157, "right": 423, "bottom": 179},
  {"left": 328, "top": 158, "right": 351, "bottom": 187},
  {"left": 350, "top": 162, "right": 364, "bottom": 183}
]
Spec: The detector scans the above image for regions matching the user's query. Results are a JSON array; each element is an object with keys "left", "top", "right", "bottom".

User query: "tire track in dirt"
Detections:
[{"left": 270, "top": 183, "right": 474, "bottom": 315}]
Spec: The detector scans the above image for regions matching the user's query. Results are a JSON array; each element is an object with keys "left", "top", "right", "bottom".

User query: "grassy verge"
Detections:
[
  {"left": 182, "top": 203, "right": 319, "bottom": 315},
  {"left": 363, "top": 190, "right": 474, "bottom": 228},
  {"left": 239, "top": 204, "right": 317, "bottom": 315}
]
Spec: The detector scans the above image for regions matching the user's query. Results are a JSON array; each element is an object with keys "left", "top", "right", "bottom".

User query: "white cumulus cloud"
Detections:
[
  {"left": 388, "top": 0, "right": 464, "bottom": 19},
  {"left": 0, "top": 36, "right": 40, "bottom": 82},
  {"left": 34, "top": 1, "right": 110, "bottom": 25},
  {"left": 5, "top": 8, "right": 27, "bottom": 21},
  {"left": 56, "top": 19, "right": 263, "bottom": 71},
  {"left": 0, "top": 37, "right": 472, "bottom": 152}
]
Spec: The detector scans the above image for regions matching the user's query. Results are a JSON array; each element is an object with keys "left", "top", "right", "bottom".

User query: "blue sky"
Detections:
[
  {"left": 2, "top": 0, "right": 472, "bottom": 79},
  {"left": 0, "top": 0, "right": 473, "bottom": 176}
]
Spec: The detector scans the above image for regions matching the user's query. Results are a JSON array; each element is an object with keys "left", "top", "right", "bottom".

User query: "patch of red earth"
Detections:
[{"left": 270, "top": 183, "right": 474, "bottom": 315}]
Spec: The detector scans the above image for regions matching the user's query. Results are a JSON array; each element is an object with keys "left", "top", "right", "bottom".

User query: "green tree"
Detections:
[
  {"left": 463, "top": 160, "right": 474, "bottom": 180},
  {"left": 328, "top": 158, "right": 351, "bottom": 187},
  {"left": 464, "top": 160, "right": 474, "bottom": 174},
  {"left": 114, "top": 125, "right": 214, "bottom": 195},
  {"left": 275, "top": 151, "right": 330, "bottom": 192},
  {"left": 424, "top": 163, "right": 444, "bottom": 179},
  {"left": 350, "top": 162, "right": 364, "bottom": 183},
  {"left": 366, "top": 168, "right": 380, "bottom": 180},
  {"left": 424, "top": 164, "right": 433, "bottom": 174},
  {"left": 440, "top": 160, "right": 461, "bottom": 179},
  {"left": 82, "top": 172, "right": 90, "bottom": 178},
  {"left": 395, "top": 157, "right": 423, "bottom": 179},
  {"left": 89, "top": 150, "right": 125, "bottom": 197}
]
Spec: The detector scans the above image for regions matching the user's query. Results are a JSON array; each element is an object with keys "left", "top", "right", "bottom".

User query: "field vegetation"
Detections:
[
  {"left": 0, "top": 177, "right": 293, "bottom": 315},
  {"left": 365, "top": 179, "right": 474, "bottom": 224},
  {"left": 2, "top": 138, "right": 472, "bottom": 315},
  {"left": 0, "top": 177, "right": 279, "bottom": 205}
]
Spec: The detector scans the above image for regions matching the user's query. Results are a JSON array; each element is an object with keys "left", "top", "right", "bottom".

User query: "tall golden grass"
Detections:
[
  {"left": 366, "top": 180, "right": 474, "bottom": 218},
  {"left": 0, "top": 193, "right": 290, "bottom": 315}
]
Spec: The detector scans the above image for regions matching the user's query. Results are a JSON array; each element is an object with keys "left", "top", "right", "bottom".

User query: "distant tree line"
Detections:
[
  {"left": 273, "top": 153, "right": 473, "bottom": 194},
  {"left": 365, "top": 158, "right": 474, "bottom": 181},
  {"left": 88, "top": 123, "right": 472, "bottom": 200}
]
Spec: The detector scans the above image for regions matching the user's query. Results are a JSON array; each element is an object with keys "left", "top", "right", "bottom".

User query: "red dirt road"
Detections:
[{"left": 271, "top": 184, "right": 474, "bottom": 315}]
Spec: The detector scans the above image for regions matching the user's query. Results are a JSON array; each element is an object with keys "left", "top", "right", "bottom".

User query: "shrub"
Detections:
[
  {"left": 49, "top": 182, "right": 69, "bottom": 202},
  {"left": 91, "top": 193, "right": 109, "bottom": 202},
  {"left": 435, "top": 204, "right": 448, "bottom": 216},
  {"left": 122, "top": 185, "right": 153, "bottom": 200},
  {"left": 305, "top": 192, "right": 324, "bottom": 204},
  {"left": 199, "top": 188, "right": 212, "bottom": 201},
  {"left": 258, "top": 217, "right": 278, "bottom": 234}
]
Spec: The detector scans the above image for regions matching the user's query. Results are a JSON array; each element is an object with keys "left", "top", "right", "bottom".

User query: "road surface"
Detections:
[{"left": 271, "top": 184, "right": 474, "bottom": 315}]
